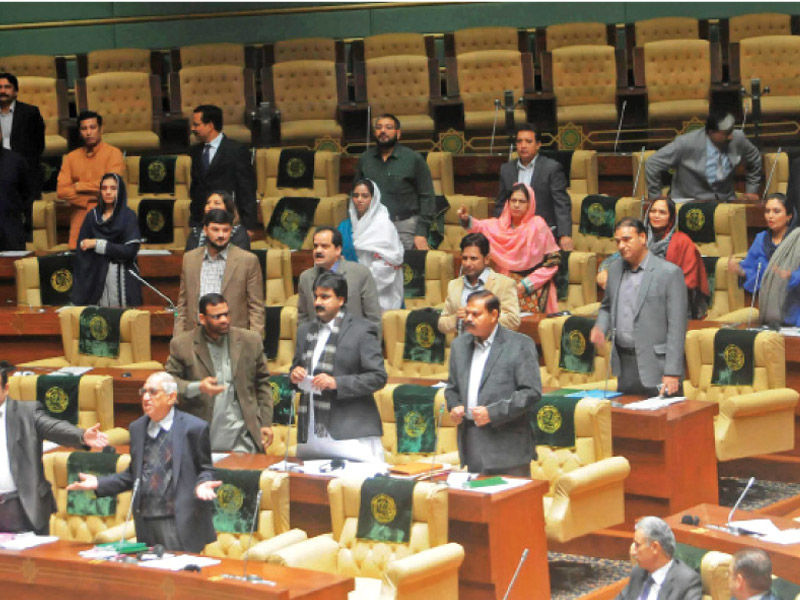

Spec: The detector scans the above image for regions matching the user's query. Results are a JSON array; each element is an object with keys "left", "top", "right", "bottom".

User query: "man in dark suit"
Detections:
[
  {"left": 729, "top": 549, "right": 779, "bottom": 600},
  {"left": 616, "top": 516, "right": 702, "bottom": 600},
  {"left": 290, "top": 272, "right": 387, "bottom": 461},
  {"left": 445, "top": 290, "right": 540, "bottom": 476},
  {"left": 0, "top": 140, "right": 34, "bottom": 251},
  {"left": 495, "top": 123, "right": 573, "bottom": 250},
  {"left": 0, "top": 361, "right": 108, "bottom": 534},
  {"left": 189, "top": 104, "right": 257, "bottom": 235},
  {"left": 68, "top": 372, "right": 219, "bottom": 553}
]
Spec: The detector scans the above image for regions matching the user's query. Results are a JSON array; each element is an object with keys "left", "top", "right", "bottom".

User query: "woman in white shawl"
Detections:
[{"left": 338, "top": 179, "right": 404, "bottom": 311}]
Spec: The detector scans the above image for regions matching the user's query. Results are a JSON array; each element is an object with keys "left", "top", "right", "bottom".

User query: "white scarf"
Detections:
[{"left": 349, "top": 181, "right": 404, "bottom": 267}]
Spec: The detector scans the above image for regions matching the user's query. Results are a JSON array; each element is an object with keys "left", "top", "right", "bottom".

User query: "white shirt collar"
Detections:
[
  {"left": 650, "top": 559, "right": 673, "bottom": 587},
  {"left": 1, "top": 100, "right": 16, "bottom": 115},
  {"left": 147, "top": 407, "right": 175, "bottom": 438},
  {"left": 463, "top": 267, "right": 491, "bottom": 288},
  {"left": 318, "top": 310, "right": 343, "bottom": 331},
  {"left": 474, "top": 324, "right": 499, "bottom": 350},
  {"left": 516, "top": 155, "right": 537, "bottom": 171},
  {"left": 206, "top": 132, "right": 224, "bottom": 150}
]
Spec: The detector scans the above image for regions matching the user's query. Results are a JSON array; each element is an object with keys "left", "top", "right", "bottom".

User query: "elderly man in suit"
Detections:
[
  {"left": 445, "top": 290, "right": 540, "bottom": 476},
  {"left": 290, "top": 272, "right": 387, "bottom": 462},
  {"left": 729, "top": 549, "right": 779, "bottom": 600},
  {"left": 495, "top": 123, "right": 573, "bottom": 250},
  {"left": 646, "top": 109, "right": 762, "bottom": 203},
  {"left": 189, "top": 104, "right": 258, "bottom": 235},
  {"left": 166, "top": 293, "right": 272, "bottom": 454},
  {"left": 175, "top": 208, "right": 264, "bottom": 337},
  {"left": 0, "top": 360, "right": 108, "bottom": 534},
  {"left": 616, "top": 516, "right": 702, "bottom": 600},
  {"left": 590, "top": 217, "right": 688, "bottom": 396},
  {"left": 68, "top": 372, "right": 219, "bottom": 553}
]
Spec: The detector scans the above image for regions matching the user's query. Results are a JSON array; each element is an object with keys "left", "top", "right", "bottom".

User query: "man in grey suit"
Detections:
[
  {"left": 645, "top": 110, "right": 761, "bottom": 202},
  {"left": 591, "top": 217, "right": 688, "bottom": 396},
  {"left": 729, "top": 549, "right": 779, "bottom": 600},
  {"left": 0, "top": 361, "right": 108, "bottom": 534},
  {"left": 495, "top": 123, "right": 573, "bottom": 250},
  {"left": 445, "top": 290, "right": 540, "bottom": 476},
  {"left": 290, "top": 272, "right": 387, "bottom": 462},
  {"left": 296, "top": 227, "right": 381, "bottom": 328},
  {"left": 616, "top": 516, "right": 702, "bottom": 600}
]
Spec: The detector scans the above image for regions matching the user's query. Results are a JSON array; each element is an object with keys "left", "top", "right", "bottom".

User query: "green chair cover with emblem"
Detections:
[
  {"left": 678, "top": 200, "right": 717, "bottom": 244},
  {"left": 401, "top": 308, "right": 446, "bottom": 365},
  {"left": 37, "top": 374, "right": 81, "bottom": 424},
  {"left": 578, "top": 194, "right": 618, "bottom": 238},
  {"left": 276, "top": 149, "right": 315, "bottom": 189},
  {"left": 265, "top": 197, "right": 320, "bottom": 250},
  {"left": 383, "top": 309, "right": 452, "bottom": 380},
  {"left": 538, "top": 315, "right": 615, "bottom": 390},
  {"left": 392, "top": 385, "right": 437, "bottom": 454},
  {"left": 37, "top": 253, "right": 75, "bottom": 306},
  {"left": 138, "top": 155, "right": 177, "bottom": 195},
  {"left": 78, "top": 307, "right": 126, "bottom": 358},
  {"left": 67, "top": 451, "right": 119, "bottom": 516},
  {"left": 137, "top": 198, "right": 175, "bottom": 244}
]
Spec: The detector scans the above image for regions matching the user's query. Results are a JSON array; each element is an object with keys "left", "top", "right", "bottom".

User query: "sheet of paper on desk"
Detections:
[
  {"left": 432, "top": 381, "right": 447, "bottom": 388},
  {"left": 211, "top": 453, "right": 230, "bottom": 463},
  {"left": 137, "top": 555, "right": 220, "bottom": 571},
  {"left": 42, "top": 441, "right": 60, "bottom": 453},
  {"left": 456, "top": 476, "right": 530, "bottom": 494},
  {"left": 299, "top": 459, "right": 387, "bottom": 479},
  {"left": 780, "top": 327, "right": 800, "bottom": 337},
  {"left": 761, "top": 528, "right": 800, "bottom": 545},
  {"left": 0, "top": 534, "right": 59, "bottom": 550},
  {"left": 52, "top": 366, "right": 94, "bottom": 376},
  {"left": 137, "top": 249, "right": 172, "bottom": 256},
  {"left": 728, "top": 519, "right": 781, "bottom": 536},
  {"left": 624, "top": 397, "right": 685, "bottom": 410},
  {"left": 0, "top": 251, "right": 32, "bottom": 257}
]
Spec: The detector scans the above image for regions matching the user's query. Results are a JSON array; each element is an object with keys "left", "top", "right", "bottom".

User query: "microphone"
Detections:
[
  {"left": 126, "top": 267, "right": 176, "bottom": 314},
  {"left": 762, "top": 147, "right": 782, "bottom": 202},
  {"left": 613, "top": 100, "right": 627, "bottom": 153},
  {"left": 502, "top": 548, "right": 529, "bottom": 600},
  {"left": 117, "top": 476, "right": 140, "bottom": 551},
  {"left": 747, "top": 262, "right": 763, "bottom": 329},
  {"left": 490, "top": 99, "right": 501, "bottom": 155},
  {"left": 274, "top": 394, "right": 299, "bottom": 472},
  {"left": 631, "top": 146, "right": 646, "bottom": 215},
  {"left": 602, "top": 327, "right": 616, "bottom": 400},
  {"left": 366, "top": 105, "right": 371, "bottom": 150},
  {"left": 727, "top": 476, "right": 756, "bottom": 534},
  {"left": 428, "top": 403, "right": 445, "bottom": 481},
  {"left": 223, "top": 490, "right": 276, "bottom": 585}
]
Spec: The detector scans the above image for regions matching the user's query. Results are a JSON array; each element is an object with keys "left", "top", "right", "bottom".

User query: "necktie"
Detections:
[
  {"left": 202, "top": 144, "right": 212, "bottom": 171},
  {"left": 638, "top": 575, "right": 655, "bottom": 600}
]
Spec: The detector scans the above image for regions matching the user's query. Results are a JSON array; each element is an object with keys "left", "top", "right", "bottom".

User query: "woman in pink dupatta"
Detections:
[{"left": 458, "top": 182, "right": 561, "bottom": 314}]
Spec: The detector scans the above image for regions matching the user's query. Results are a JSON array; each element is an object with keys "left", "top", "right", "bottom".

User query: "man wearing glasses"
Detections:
[{"left": 353, "top": 113, "right": 435, "bottom": 250}]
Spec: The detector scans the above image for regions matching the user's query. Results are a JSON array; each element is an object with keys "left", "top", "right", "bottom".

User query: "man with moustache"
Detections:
[
  {"left": 296, "top": 226, "right": 381, "bottom": 327},
  {"left": 290, "top": 272, "right": 386, "bottom": 461},
  {"left": 0, "top": 129, "right": 34, "bottom": 251},
  {"left": 445, "top": 290, "right": 540, "bottom": 476},
  {"left": 174, "top": 209, "right": 264, "bottom": 337},
  {"left": 353, "top": 114, "right": 435, "bottom": 250},
  {"left": 56, "top": 111, "right": 125, "bottom": 248}
]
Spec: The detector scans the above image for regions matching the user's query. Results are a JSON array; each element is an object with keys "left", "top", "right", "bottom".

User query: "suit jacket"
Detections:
[
  {"left": 438, "top": 270, "right": 521, "bottom": 333},
  {"left": 174, "top": 244, "right": 265, "bottom": 337},
  {"left": 165, "top": 327, "right": 272, "bottom": 451},
  {"left": 4, "top": 398, "right": 87, "bottom": 532},
  {"left": 445, "top": 326, "right": 541, "bottom": 471},
  {"left": 596, "top": 252, "right": 688, "bottom": 387},
  {"left": 495, "top": 155, "right": 572, "bottom": 238},
  {"left": 292, "top": 311, "right": 386, "bottom": 440},
  {"left": 0, "top": 148, "right": 33, "bottom": 250},
  {"left": 645, "top": 128, "right": 762, "bottom": 201},
  {"left": 616, "top": 560, "right": 702, "bottom": 600},
  {"left": 189, "top": 135, "right": 257, "bottom": 230},
  {"left": 297, "top": 259, "right": 382, "bottom": 328},
  {"left": 9, "top": 100, "right": 45, "bottom": 172},
  {"left": 95, "top": 409, "right": 216, "bottom": 553}
]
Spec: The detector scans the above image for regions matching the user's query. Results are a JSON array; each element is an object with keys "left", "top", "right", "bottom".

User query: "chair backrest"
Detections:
[
  {"left": 383, "top": 309, "right": 452, "bottom": 379},
  {"left": 60, "top": 307, "right": 154, "bottom": 367},
  {"left": 644, "top": 39, "right": 710, "bottom": 103},
  {"left": 569, "top": 150, "right": 600, "bottom": 195},
  {"left": 0, "top": 54, "right": 57, "bottom": 78},
  {"left": 260, "top": 195, "right": 348, "bottom": 250},
  {"left": 271, "top": 60, "right": 340, "bottom": 124},
  {"left": 426, "top": 151, "right": 455, "bottom": 196},
  {"left": 456, "top": 49, "right": 523, "bottom": 113},
  {"left": 403, "top": 250, "right": 455, "bottom": 309},
  {"left": 178, "top": 65, "right": 250, "bottom": 129},
  {"left": 559, "top": 251, "right": 598, "bottom": 312},
  {"left": 327, "top": 477, "right": 449, "bottom": 576},
  {"left": 126, "top": 197, "right": 191, "bottom": 249},
  {"left": 546, "top": 22, "right": 609, "bottom": 51},
  {"left": 17, "top": 76, "right": 65, "bottom": 137},
  {"left": 256, "top": 148, "right": 341, "bottom": 199},
  {"left": 739, "top": 35, "right": 800, "bottom": 99},
  {"left": 763, "top": 151, "right": 790, "bottom": 197},
  {"left": 44, "top": 451, "right": 132, "bottom": 541},
  {"left": 684, "top": 328, "right": 786, "bottom": 401},
  {"left": 570, "top": 195, "right": 641, "bottom": 253},
  {"left": 538, "top": 315, "right": 612, "bottom": 389},
  {"left": 83, "top": 72, "right": 155, "bottom": 133},
  {"left": 8, "top": 374, "right": 116, "bottom": 431},
  {"left": 552, "top": 45, "right": 617, "bottom": 107},
  {"left": 124, "top": 155, "right": 192, "bottom": 200},
  {"left": 530, "top": 397, "right": 613, "bottom": 494},
  {"left": 438, "top": 195, "right": 488, "bottom": 251},
  {"left": 266, "top": 306, "right": 297, "bottom": 374},
  {"left": 365, "top": 55, "right": 432, "bottom": 122},
  {"left": 729, "top": 12, "right": 791, "bottom": 43},
  {"left": 704, "top": 257, "right": 746, "bottom": 320},
  {"left": 86, "top": 48, "right": 151, "bottom": 75},
  {"left": 700, "top": 551, "right": 733, "bottom": 600},
  {"left": 24, "top": 199, "right": 58, "bottom": 252},
  {"left": 693, "top": 203, "right": 748, "bottom": 257},
  {"left": 263, "top": 250, "right": 294, "bottom": 306},
  {"left": 365, "top": 33, "right": 427, "bottom": 59},
  {"left": 632, "top": 149, "right": 657, "bottom": 198},
  {"left": 635, "top": 17, "right": 699, "bottom": 46},
  {"left": 454, "top": 26, "right": 519, "bottom": 55},
  {"left": 180, "top": 43, "right": 245, "bottom": 68},
  {"left": 274, "top": 37, "right": 337, "bottom": 63},
  {"left": 204, "top": 470, "right": 291, "bottom": 558}
]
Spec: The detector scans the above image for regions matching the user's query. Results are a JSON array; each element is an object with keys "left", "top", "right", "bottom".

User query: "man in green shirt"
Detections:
[{"left": 354, "top": 113, "right": 435, "bottom": 250}]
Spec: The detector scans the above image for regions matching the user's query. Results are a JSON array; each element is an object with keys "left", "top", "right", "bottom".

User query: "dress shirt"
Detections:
[
  {"left": 640, "top": 560, "right": 673, "bottom": 600},
  {"left": 515, "top": 155, "right": 537, "bottom": 187},
  {"left": 615, "top": 253, "right": 650, "bottom": 348},
  {"left": 199, "top": 245, "right": 228, "bottom": 299},
  {"left": 466, "top": 325, "right": 499, "bottom": 417},
  {"left": 146, "top": 406, "right": 175, "bottom": 439},
  {"left": 705, "top": 136, "right": 732, "bottom": 187},
  {"left": 0, "top": 101, "right": 14, "bottom": 150},
  {"left": 204, "top": 132, "right": 224, "bottom": 166},
  {"left": 460, "top": 267, "right": 492, "bottom": 307},
  {"left": 311, "top": 316, "right": 338, "bottom": 373},
  {"left": 0, "top": 402, "right": 17, "bottom": 493}
]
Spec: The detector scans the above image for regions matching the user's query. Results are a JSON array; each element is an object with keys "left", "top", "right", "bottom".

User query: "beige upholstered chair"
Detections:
[
  {"left": 266, "top": 306, "right": 298, "bottom": 374},
  {"left": 255, "top": 148, "right": 342, "bottom": 201},
  {"left": 15, "top": 254, "right": 71, "bottom": 306},
  {"left": 258, "top": 196, "right": 348, "bottom": 250},
  {"left": 17, "top": 76, "right": 69, "bottom": 156},
  {"left": 729, "top": 12, "right": 791, "bottom": 43},
  {"left": 24, "top": 200, "right": 61, "bottom": 252},
  {"left": 538, "top": 314, "right": 615, "bottom": 390},
  {"left": 699, "top": 551, "right": 733, "bottom": 600},
  {"left": 687, "top": 203, "right": 748, "bottom": 257},
  {"left": 570, "top": 195, "right": 641, "bottom": 254},
  {"left": 85, "top": 48, "right": 152, "bottom": 75},
  {"left": 632, "top": 149, "right": 657, "bottom": 198},
  {"left": 262, "top": 250, "right": 294, "bottom": 307},
  {"left": 0, "top": 54, "right": 60, "bottom": 78},
  {"left": 173, "top": 65, "right": 254, "bottom": 145},
  {"left": 550, "top": 45, "right": 618, "bottom": 124},
  {"left": 43, "top": 451, "right": 133, "bottom": 542},
  {"left": 204, "top": 470, "right": 307, "bottom": 559},
  {"left": 763, "top": 151, "right": 790, "bottom": 197},
  {"left": 260, "top": 478, "right": 464, "bottom": 600},
  {"left": 77, "top": 72, "right": 161, "bottom": 152},
  {"left": 178, "top": 43, "right": 245, "bottom": 68},
  {"left": 8, "top": 374, "right": 129, "bottom": 446},
  {"left": 634, "top": 17, "right": 699, "bottom": 46},
  {"left": 546, "top": 22, "right": 610, "bottom": 51},
  {"left": 704, "top": 257, "right": 751, "bottom": 322},
  {"left": 273, "top": 37, "right": 337, "bottom": 63},
  {"left": 126, "top": 197, "right": 191, "bottom": 250},
  {"left": 374, "top": 384, "right": 460, "bottom": 466},
  {"left": 20, "top": 307, "right": 163, "bottom": 370},
  {"left": 454, "top": 50, "right": 527, "bottom": 130},
  {"left": 531, "top": 397, "right": 630, "bottom": 542},
  {"left": 266, "top": 420, "right": 298, "bottom": 459},
  {"left": 437, "top": 195, "right": 488, "bottom": 252},
  {"left": 383, "top": 310, "right": 452, "bottom": 380},
  {"left": 558, "top": 251, "right": 599, "bottom": 314},
  {"left": 403, "top": 250, "right": 454, "bottom": 309},
  {"left": 684, "top": 328, "right": 799, "bottom": 461},
  {"left": 364, "top": 33, "right": 427, "bottom": 59},
  {"left": 738, "top": 35, "right": 800, "bottom": 117},
  {"left": 453, "top": 26, "right": 520, "bottom": 55},
  {"left": 124, "top": 155, "right": 192, "bottom": 201},
  {"left": 426, "top": 151, "right": 455, "bottom": 196}
]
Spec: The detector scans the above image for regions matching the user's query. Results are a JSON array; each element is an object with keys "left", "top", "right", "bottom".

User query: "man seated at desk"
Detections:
[{"left": 729, "top": 549, "right": 779, "bottom": 600}]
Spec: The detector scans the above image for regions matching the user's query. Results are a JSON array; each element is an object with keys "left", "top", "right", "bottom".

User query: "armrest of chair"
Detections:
[
  {"left": 562, "top": 379, "right": 618, "bottom": 392},
  {"left": 714, "top": 307, "right": 758, "bottom": 324},
  {"left": 552, "top": 456, "right": 630, "bottom": 498},
  {"left": 244, "top": 529, "right": 308, "bottom": 561},
  {"left": 384, "top": 543, "right": 464, "bottom": 591},
  {"left": 265, "top": 533, "right": 339, "bottom": 573},
  {"left": 20, "top": 357, "right": 69, "bottom": 368},
  {"left": 94, "top": 520, "right": 136, "bottom": 544},
  {"left": 718, "top": 389, "right": 799, "bottom": 419},
  {"left": 570, "top": 302, "right": 600, "bottom": 317},
  {"left": 119, "top": 361, "right": 165, "bottom": 370},
  {"left": 104, "top": 427, "right": 131, "bottom": 447}
]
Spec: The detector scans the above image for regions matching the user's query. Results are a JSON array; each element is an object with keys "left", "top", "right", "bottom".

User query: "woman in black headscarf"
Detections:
[{"left": 73, "top": 172, "right": 142, "bottom": 306}]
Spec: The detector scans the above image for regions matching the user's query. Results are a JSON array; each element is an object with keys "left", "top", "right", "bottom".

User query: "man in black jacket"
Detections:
[{"left": 0, "top": 140, "right": 33, "bottom": 251}]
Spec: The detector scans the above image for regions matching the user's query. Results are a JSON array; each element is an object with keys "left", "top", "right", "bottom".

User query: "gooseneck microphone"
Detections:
[
  {"left": 727, "top": 477, "right": 756, "bottom": 533},
  {"left": 126, "top": 267, "right": 176, "bottom": 314},
  {"left": 428, "top": 403, "right": 445, "bottom": 481},
  {"left": 118, "top": 476, "right": 140, "bottom": 551},
  {"left": 502, "top": 548, "right": 529, "bottom": 600}
]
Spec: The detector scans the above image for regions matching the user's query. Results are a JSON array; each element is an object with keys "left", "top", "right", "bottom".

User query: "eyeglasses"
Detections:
[
  {"left": 374, "top": 124, "right": 396, "bottom": 131},
  {"left": 139, "top": 387, "right": 164, "bottom": 396}
]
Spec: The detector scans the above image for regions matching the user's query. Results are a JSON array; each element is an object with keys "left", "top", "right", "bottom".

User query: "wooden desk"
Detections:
[
  {"left": 216, "top": 454, "right": 551, "bottom": 600},
  {"left": 666, "top": 503, "right": 800, "bottom": 585},
  {"left": 0, "top": 539, "right": 353, "bottom": 599}
]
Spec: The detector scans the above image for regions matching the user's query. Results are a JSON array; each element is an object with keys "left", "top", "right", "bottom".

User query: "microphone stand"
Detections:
[
  {"left": 630, "top": 146, "right": 646, "bottom": 219},
  {"left": 126, "top": 268, "right": 176, "bottom": 314},
  {"left": 613, "top": 100, "right": 627, "bottom": 153},
  {"left": 746, "top": 262, "right": 762, "bottom": 329},
  {"left": 222, "top": 490, "right": 275, "bottom": 584},
  {"left": 427, "top": 403, "right": 445, "bottom": 481},
  {"left": 762, "top": 147, "right": 782, "bottom": 203},
  {"left": 270, "top": 393, "right": 299, "bottom": 472},
  {"left": 602, "top": 327, "right": 616, "bottom": 401},
  {"left": 490, "top": 99, "right": 501, "bottom": 155},
  {"left": 502, "top": 548, "right": 529, "bottom": 600},
  {"left": 726, "top": 477, "right": 756, "bottom": 534},
  {"left": 117, "top": 477, "right": 140, "bottom": 552}
]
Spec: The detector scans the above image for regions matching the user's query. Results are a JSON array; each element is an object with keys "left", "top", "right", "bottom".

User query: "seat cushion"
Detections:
[
  {"left": 648, "top": 99, "right": 709, "bottom": 121},
  {"left": 281, "top": 119, "right": 343, "bottom": 141},
  {"left": 223, "top": 124, "right": 252, "bottom": 145},
  {"left": 557, "top": 103, "right": 617, "bottom": 123},
  {"left": 101, "top": 131, "right": 160, "bottom": 153},
  {"left": 43, "top": 135, "right": 68, "bottom": 155},
  {"left": 394, "top": 114, "right": 434, "bottom": 136},
  {"left": 465, "top": 108, "right": 526, "bottom": 130}
]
